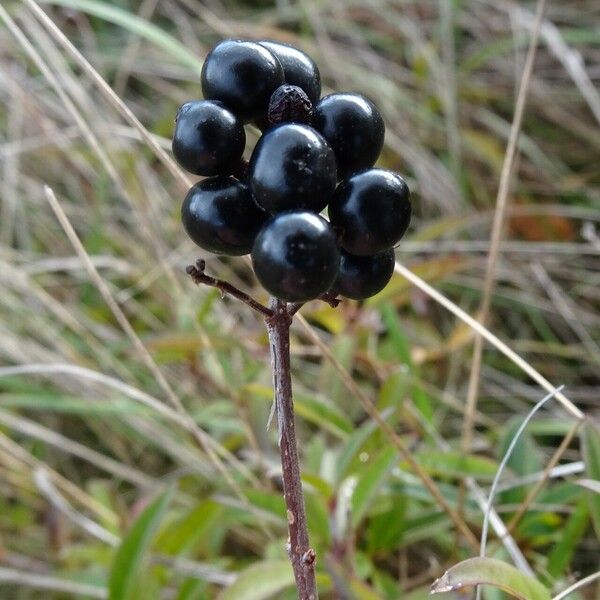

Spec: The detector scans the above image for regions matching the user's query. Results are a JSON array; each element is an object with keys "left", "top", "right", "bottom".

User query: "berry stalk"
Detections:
[{"left": 266, "top": 299, "right": 318, "bottom": 600}]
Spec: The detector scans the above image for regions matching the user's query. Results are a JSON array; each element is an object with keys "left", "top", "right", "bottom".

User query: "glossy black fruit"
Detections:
[
  {"left": 333, "top": 248, "right": 395, "bottom": 300},
  {"left": 251, "top": 211, "right": 340, "bottom": 302},
  {"left": 249, "top": 124, "right": 337, "bottom": 214},
  {"left": 259, "top": 40, "right": 321, "bottom": 104},
  {"left": 328, "top": 169, "right": 411, "bottom": 256},
  {"left": 172, "top": 100, "right": 245, "bottom": 176},
  {"left": 313, "top": 93, "right": 384, "bottom": 178},
  {"left": 201, "top": 40, "right": 284, "bottom": 121},
  {"left": 182, "top": 177, "right": 267, "bottom": 256}
]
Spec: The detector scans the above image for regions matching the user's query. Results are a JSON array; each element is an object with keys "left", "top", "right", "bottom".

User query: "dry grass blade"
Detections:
[
  {"left": 0, "top": 408, "right": 156, "bottom": 489},
  {"left": 44, "top": 186, "right": 191, "bottom": 421},
  {"left": 460, "top": 0, "right": 549, "bottom": 508},
  {"left": 552, "top": 571, "right": 600, "bottom": 600},
  {"left": 0, "top": 430, "right": 116, "bottom": 523},
  {"left": 0, "top": 567, "right": 107, "bottom": 599},
  {"left": 294, "top": 313, "right": 480, "bottom": 551},
  {"left": 35, "top": 468, "right": 121, "bottom": 546},
  {"left": 43, "top": 186, "right": 273, "bottom": 537},
  {"left": 0, "top": 4, "right": 121, "bottom": 192},
  {"left": 22, "top": 0, "right": 192, "bottom": 190},
  {"left": 393, "top": 260, "right": 583, "bottom": 420}
]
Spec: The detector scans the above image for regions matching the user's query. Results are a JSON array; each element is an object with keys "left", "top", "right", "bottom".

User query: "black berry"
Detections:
[
  {"left": 333, "top": 249, "right": 395, "bottom": 300},
  {"left": 249, "top": 124, "right": 337, "bottom": 214},
  {"left": 201, "top": 40, "right": 284, "bottom": 122},
  {"left": 267, "top": 85, "right": 313, "bottom": 126},
  {"left": 328, "top": 169, "right": 411, "bottom": 256},
  {"left": 313, "top": 93, "right": 384, "bottom": 178},
  {"left": 182, "top": 176, "right": 267, "bottom": 256},
  {"left": 251, "top": 211, "right": 340, "bottom": 302},
  {"left": 172, "top": 100, "right": 245, "bottom": 176},
  {"left": 259, "top": 40, "right": 321, "bottom": 104}
]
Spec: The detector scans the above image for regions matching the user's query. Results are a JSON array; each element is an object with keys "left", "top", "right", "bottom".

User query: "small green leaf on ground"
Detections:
[
  {"left": 430, "top": 557, "right": 550, "bottom": 600},
  {"left": 547, "top": 499, "right": 589, "bottom": 577},
  {"left": 351, "top": 447, "right": 398, "bottom": 528},
  {"left": 217, "top": 560, "right": 294, "bottom": 600},
  {"left": 108, "top": 488, "right": 174, "bottom": 600}
]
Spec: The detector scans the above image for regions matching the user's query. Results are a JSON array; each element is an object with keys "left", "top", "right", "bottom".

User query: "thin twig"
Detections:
[
  {"left": 460, "top": 0, "right": 549, "bottom": 519},
  {"left": 266, "top": 300, "right": 318, "bottom": 599},
  {"left": 186, "top": 259, "right": 273, "bottom": 318},
  {"left": 287, "top": 290, "right": 341, "bottom": 316}
]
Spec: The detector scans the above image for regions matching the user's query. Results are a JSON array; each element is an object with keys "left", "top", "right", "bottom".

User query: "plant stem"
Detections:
[{"left": 266, "top": 298, "right": 318, "bottom": 600}]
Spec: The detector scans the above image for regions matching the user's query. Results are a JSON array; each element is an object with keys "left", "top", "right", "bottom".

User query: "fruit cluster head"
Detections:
[{"left": 174, "top": 39, "right": 413, "bottom": 302}]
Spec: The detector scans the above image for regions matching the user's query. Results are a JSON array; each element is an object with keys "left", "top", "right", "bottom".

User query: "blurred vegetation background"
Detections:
[{"left": 0, "top": 0, "right": 599, "bottom": 598}]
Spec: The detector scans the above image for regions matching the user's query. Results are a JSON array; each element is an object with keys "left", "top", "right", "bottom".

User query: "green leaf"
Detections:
[
  {"left": 294, "top": 393, "right": 353, "bottom": 437},
  {"left": 157, "top": 500, "right": 223, "bottom": 557},
  {"left": 367, "top": 497, "right": 406, "bottom": 552},
  {"left": 411, "top": 450, "right": 501, "bottom": 480},
  {"left": 547, "top": 499, "right": 589, "bottom": 577},
  {"left": 217, "top": 561, "right": 294, "bottom": 600},
  {"left": 108, "top": 489, "right": 174, "bottom": 600},
  {"left": 335, "top": 409, "right": 393, "bottom": 483},
  {"left": 430, "top": 557, "right": 551, "bottom": 600},
  {"left": 40, "top": 0, "right": 200, "bottom": 73},
  {"left": 327, "top": 559, "right": 384, "bottom": 600},
  {"left": 351, "top": 447, "right": 398, "bottom": 528},
  {"left": 581, "top": 419, "right": 600, "bottom": 537},
  {"left": 380, "top": 304, "right": 432, "bottom": 420},
  {"left": 498, "top": 420, "right": 542, "bottom": 505},
  {"left": 176, "top": 579, "right": 208, "bottom": 600}
]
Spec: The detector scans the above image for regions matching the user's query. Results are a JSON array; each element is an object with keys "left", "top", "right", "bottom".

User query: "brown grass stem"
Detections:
[{"left": 459, "top": 0, "right": 549, "bottom": 521}]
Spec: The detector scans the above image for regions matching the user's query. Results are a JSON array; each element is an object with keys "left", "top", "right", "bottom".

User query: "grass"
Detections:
[{"left": 0, "top": 0, "right": 599, "bottom": 598}]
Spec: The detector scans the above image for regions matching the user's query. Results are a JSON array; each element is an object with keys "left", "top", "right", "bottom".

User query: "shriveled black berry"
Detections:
[
  {"left": 329, "top": 169, "right": 411, "bottom": 256},
  {"left": 313, "top": 93, "right": 384, "bottom": 178},
  {"left": 249, "top": 123, "right": 337, "bottom": 214},
  {"left": 201, "top": 40, "right": 284, "bottom": 122},
  {"left": 172, "top": 100, "right": 245, "bottom": 176},
  {"left": 182, "top": 176, "right": 267, "bottom": 256},
  {"left": 333, "top": 248, "right": 395, "bottom": 300},
  {"left": 267, "top": 85, "right": 313, "bottom": 126},
  {"left": 258, "top": 40, "right": 321, "bottom": 104},
  {"left": 251, "top": 211, "right": 340, "bottom": 302}
]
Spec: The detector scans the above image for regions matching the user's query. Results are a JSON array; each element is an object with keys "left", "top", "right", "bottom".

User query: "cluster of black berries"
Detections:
[{"left": 173, "top": 39, "right": 411, "bottom": 302}]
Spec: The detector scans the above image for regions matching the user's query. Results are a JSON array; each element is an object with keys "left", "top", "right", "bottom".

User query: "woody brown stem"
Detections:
[
  {"left": 266, "top": 299, "right": 318, "bottom": 600},
  {"left": 186, "top": 259, "right": 272, "bottom": 318}
]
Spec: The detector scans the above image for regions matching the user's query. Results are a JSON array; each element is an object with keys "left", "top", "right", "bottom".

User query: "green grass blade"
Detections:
[
  {"left": 108, "top": 488, "right": 174, "bottom": 600},
  {"left": 351, "top": 447, "right": 398, "bottom": 528},
  {"left": 40, "top": 0, "right": 200, "bottom": 73},
  {"left": 581, "top": 420, "right": 600, "bottom": 537},
  {"left": 547, "top": 499, "right": 589, "bottom": 577}
]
